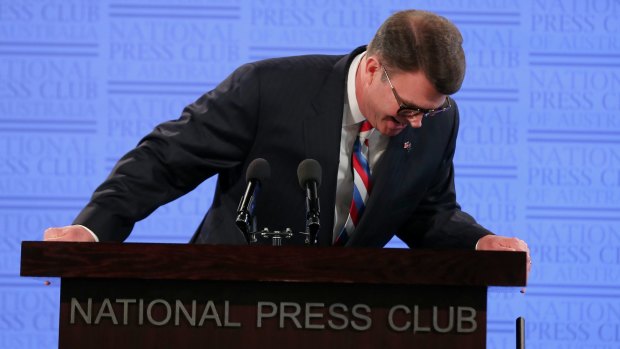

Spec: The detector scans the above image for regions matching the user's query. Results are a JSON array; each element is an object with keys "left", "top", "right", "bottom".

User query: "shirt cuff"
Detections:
[{"left": 75, "top": 224, "right": 99, "bottom": 242}]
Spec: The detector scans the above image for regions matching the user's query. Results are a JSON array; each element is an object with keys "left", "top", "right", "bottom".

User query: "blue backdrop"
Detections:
[{"left": 2, "top": 0, "right": 619, "bottom": 348}]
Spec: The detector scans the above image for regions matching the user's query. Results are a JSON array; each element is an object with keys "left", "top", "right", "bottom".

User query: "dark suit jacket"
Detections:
[{"left": 73, "top": 46, "right": 492, "bottom": 248}]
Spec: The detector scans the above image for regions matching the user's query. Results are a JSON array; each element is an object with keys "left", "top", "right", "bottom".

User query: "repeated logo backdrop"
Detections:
[{"left": 1, "top": 0, "right": 619, "bottom": 348}]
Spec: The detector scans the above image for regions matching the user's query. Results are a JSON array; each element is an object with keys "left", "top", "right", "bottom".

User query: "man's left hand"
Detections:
[{"left": 476, "top": 235, "right": 531, "bottom": 291}]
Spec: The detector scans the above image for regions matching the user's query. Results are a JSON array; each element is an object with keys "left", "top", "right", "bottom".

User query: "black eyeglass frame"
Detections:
[{"left": 381, "top": 65, "right": 451, "bottom": 118}]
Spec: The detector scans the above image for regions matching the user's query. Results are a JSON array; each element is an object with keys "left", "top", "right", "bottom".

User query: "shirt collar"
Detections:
[{"left": 345, "top": 51, "right": 366, "bottom": 127}]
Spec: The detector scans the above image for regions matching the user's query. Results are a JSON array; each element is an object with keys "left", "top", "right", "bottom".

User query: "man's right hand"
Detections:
[{"left": 43, "top": 226, "right": 97, "bottom": 242}]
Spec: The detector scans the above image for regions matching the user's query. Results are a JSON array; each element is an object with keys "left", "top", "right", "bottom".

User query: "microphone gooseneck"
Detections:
[
  {"left": 297, "top": 159, "right": 322, "bottom": 245},
  {"left": 236, "top": 158, "right": 270, "bottom": 243}
]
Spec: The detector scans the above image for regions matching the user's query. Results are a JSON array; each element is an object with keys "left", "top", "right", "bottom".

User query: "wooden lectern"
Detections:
[{"left": 20, "top": 242, "right": 526, "bottom": 349}]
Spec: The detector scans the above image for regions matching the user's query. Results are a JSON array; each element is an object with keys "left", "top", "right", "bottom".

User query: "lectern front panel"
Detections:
[{"left": 60, "top": 278, "right": 486, "bottom": 349}]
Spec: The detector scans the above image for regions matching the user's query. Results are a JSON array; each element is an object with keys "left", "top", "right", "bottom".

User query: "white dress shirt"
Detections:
[{"left": 332, "top": 51, "right": 390, "bottom": 242}]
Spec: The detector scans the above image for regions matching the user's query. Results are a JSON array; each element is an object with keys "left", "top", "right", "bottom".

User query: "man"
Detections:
[{"left": 43, "top": 10, "right": 530, "bottom": 263}]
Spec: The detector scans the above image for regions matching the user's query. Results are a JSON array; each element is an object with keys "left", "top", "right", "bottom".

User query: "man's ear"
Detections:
[
  {"left": 363, "top": 55, "right": 382, "bottom": 84},
  {"left": 364, "top": 55, "right": 381, "bottom": 75}
]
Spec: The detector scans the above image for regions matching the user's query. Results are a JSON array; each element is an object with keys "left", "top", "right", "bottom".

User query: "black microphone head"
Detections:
[
  {"left": 297, "top": 159, "right": 322, "bottom": 188},
  {"left": 246, "top": 158, "right": 270, "bottom": 183}
]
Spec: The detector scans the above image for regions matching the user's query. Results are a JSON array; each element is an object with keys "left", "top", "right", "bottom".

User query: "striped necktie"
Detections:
[{"left": 334, "top": 120, "right": 373, "bottom": 246}]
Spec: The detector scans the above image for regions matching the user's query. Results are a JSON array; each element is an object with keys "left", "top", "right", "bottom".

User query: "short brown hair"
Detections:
[{"left": 367, "top": 10, "right": 466, "bottom": 95}]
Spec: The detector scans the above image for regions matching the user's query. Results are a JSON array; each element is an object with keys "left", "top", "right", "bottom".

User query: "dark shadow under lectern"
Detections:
[{"left": 20, "top": 242, "right": 526, "bottom": 349}]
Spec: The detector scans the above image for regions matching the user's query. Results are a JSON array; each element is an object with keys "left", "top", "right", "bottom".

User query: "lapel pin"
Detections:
[{"left": 403, "top": 141, "right": 412, "bottom": 152}]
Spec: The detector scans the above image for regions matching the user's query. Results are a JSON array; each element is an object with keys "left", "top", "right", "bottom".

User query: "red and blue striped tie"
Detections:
[{"left": 335, "top": 120, "right": 373, "bottom": 245}]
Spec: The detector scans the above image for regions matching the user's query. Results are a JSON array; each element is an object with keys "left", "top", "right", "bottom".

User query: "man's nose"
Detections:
[{"left": 406, "top": 115, "right": 423, "bottom": 128}]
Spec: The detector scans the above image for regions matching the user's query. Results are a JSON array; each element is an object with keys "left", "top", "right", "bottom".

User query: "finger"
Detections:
[
  {"left": 500, "top": 238, "right": 526, "bottom": 251},
  {"left": 493, "top": 246, "right": 517, "bottom": 252},
  {"left": 516, "top": 239, "right": 529, "bottom": 252},
  {"left": 500, "top": 239, "right": 531, "bottom": 256},
  {"left": 44, "top": 227, "right": 67, "bottom": 240}
]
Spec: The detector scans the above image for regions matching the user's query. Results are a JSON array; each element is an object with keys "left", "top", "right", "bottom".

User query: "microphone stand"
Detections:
[
  {"left": 304, "top": 181, "right": 320, "bottom": 245},
  {"left": 235, "top": 210, "right": 252, "bottom": 244},
  {"left": 249, "top": 215, "right": 258, "bottom": 243},
  {"left": 235, "top": 181, "right": 260, "bottom": 244}
]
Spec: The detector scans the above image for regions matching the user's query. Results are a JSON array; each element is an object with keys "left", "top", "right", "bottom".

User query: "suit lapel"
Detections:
[{"left": 303, "top": 46, "right": 367, "bottom": 246}]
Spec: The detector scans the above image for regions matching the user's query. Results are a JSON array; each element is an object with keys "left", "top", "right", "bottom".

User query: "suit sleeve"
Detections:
[
  {"left": 396, "top": 102, "right": 494, "bottom": 249},
  {"left": 73, "top": 63, "right": 261, "bottom": 242}
]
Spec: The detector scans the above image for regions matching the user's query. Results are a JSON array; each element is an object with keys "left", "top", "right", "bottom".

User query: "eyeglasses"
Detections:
[{"left": 381, "top": 65, "right": 451, "bottom": 118}]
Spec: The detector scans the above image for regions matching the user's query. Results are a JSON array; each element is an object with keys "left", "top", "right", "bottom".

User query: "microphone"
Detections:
[
  {"left": 236, "top": 158, "right": 270, "bottom": 243},
  {"left": 297, "top": 159, "right": 322, "bottom": 245}
]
